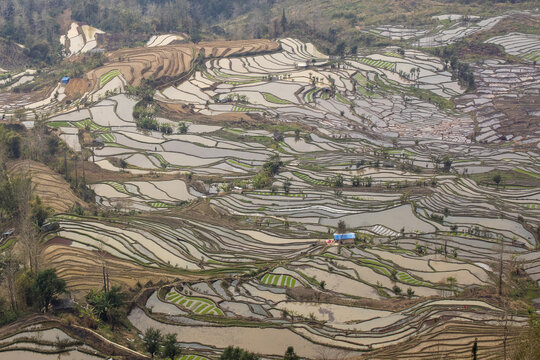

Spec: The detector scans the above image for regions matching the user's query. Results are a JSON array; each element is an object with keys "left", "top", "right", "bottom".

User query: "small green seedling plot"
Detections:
[
  {"left": 384, "top": 52, "right": 403, "bottom": 58},
  {"left": 355, "top": 57, "right": 396, "bottom": 71},
  {"left": 523, "top": 51, "right": 540, "bottom": 62},
  {"left": 233, "top": 106, "right": 262, "bottom": 113},
  {"left": 357, "top": 258, "right": 392, "bottom": 277},
  {"left": 305, "top": 88, "right": 319, "bottom": 103},
  {"left": 166, "top": 290, "right": 224, "bottom": 315},
  {"left": 249, "top": 191, "right": 306, "bottom": 198},
  {"left": 150, "top": 153, "right": 170, "bottom": 168},
  {"left": 292, "top": 171, "right": 329, "bottom": 186},
  {"left": 353, "top": 73, "right": 368, "bottom": 85},
  {"left": 335, "top": 93, "right": 352, "bottom": 105},
  {"left": 149, "top": 202, "right": 175, "bottom": 208},
  {"left": 100, "top": 70, "right": 121, "bottom": 88},
  {"left": 104, "top": 181, "right": 129, "bottom": 194},
  {"left": 53, "top": 214, "right": 79, "bottom": 221},
  {"left": 396, "top": 271, "right": 432, "bottom": 287},
  {"left": 178, "top": 355, "right": 208, "bottom": 360},
  {"left": 522, "top": 204, "right": 539, "bottom": 209},
  {"left": 99, "top": 133, "right": 115, "bottom": 143},
  {"left": 227, "top": 159, "right": 254, "bottom": 168},
  {"left": 262, "top": 92, "right": 292, "bottom": 104},
  {"left": 47, "top": 121, "right": 72, "bottom": 128},
  {"left": 73, "top": 118, "right": 109, "bottom": 131},
  {"left": 261, "top": 273, "right": 297, "bottom": 288}
]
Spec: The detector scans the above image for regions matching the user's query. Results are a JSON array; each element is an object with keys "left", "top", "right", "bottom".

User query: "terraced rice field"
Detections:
[
  {"left": 355, "top": 57, "right": 396, "bottom": 71},
  {"left": 73, "top": 118, "right": 109, "bottom": 131},
  {"left": 24, "top": 27, "right": 540, "bottom": 360},
  {"left": 485, "top": 32, "right": 540, "bottom": 62},
  {"left": 262, "top": 92, "right": 292, "bottom": 104},
  {"left": 260, "top": 273, "right": 297, "bottom": 287},
  {"left": 99, "top": 70, "right": 122, "bottom": 88},
  {"left": 167, "top": 289, "right": 224, "bottom": 315}
]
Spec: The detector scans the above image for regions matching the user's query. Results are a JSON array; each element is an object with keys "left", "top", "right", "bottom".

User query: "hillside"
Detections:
[{"left": 0, "top": 2, "right": 539, "bottom": 360}]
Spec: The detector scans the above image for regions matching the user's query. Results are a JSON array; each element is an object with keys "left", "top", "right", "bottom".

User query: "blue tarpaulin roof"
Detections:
[
  {"left": 334, "top": 233, "right": 355, "bottom": 240},
  {"left": 61, "top": 77, "right": 70, "bottom": 84}
]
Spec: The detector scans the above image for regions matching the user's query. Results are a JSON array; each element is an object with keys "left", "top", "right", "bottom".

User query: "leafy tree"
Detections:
[
  {"left": 0, "top": 176, "right": 31, "bottom": 220},
  {"left": 337, "top": 220, "right": 347, "bottom": 234},
  {"left": 30, "top": 196, "right": 53, "bottom": 228},
  {"left": 219, "top": 346, "right": 259, "bottom": 360},
  {"left": 253, "top": 155, "right": 283, "bottom": 189},
  {"left": 86, "top": 286, "right": 126, "bottom": 323},
  {"left": 0, "top": 297, "right": 17, "bottom": 326},
  {"left": 392, "top": 285, "right": 402, "bottom": 295},
  {"left": 160, "top": 123, "right": 173, "bottom": 135},
  {"left": 446, "top": 276, "right": 457, "bottom": 295},
  {"left": 143, "top": 328, "right": 163, "bottom": 358},
  {"left": 263, "top": 154, "right": 283, "bottom": 176},
  {"left": 442, "top": 155, "right": 453, "bottom": 172},
  {"left": 493, "top": 173, "right": 502, "bottom": 188},
  {"left": 32, "top": 269, "right": 66, "bottom": 312},
  {"left": 283, "top": 346, "right": 299, "bottom": 360},
  {"left": 46, "top": 136, "right": 59, "bottom": 155},
  {"left": 162, "top": 333, "right": 181, "bottom": 360},
  {"left": 178, "top": 122, "right": 189, "bottom": 134},
  {"left": 332, "top": 174, "right": 344, "bottom": 187},
  {"left": 283, "top": 179, "right": 291, "bottom": 194},
  {"left": 0, "top": 126, "right": 21, "bottom": 159},
  {"left": 407, "top": 287, "right": 415, "bottom": 298}
]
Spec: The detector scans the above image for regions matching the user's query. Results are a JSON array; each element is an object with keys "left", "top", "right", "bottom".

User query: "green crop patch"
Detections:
[
  {"left": 104, "top": 181, "right": 129, "bottom": 194},
  {"left": 263, "top": 92, "right": 292, "bottom": 104},
  {"left": 228, "top": 159, "right": 254, "bottom": 168},
  {"left": 166, "top": 290, "right": 224, "bottom": 316},
  {"left": 73, "top": 118, "right": 109, "bottom": 132},
  {"left": 305, "top": 88, "right": 319, "bottom": 103},
  {"left": 99, "top": 133, "right": 115, "bottom": 143},
  {"left": 261, "top": 273, "right": 297, "bottom": 288},
  {"left": 47, "top": 121, "right": 72, "bottom": 128},
  {"left": 355, "top": 57, "right": 396, "bottom": 71},
  {"left": 233, "top": 106, "right": 262, "bottom": 113},
  {"left": 335, "top": 93, "right": 352, "bottom": 105},
  {"left": 100, "top": 70, "right": 122, "bottom": 88},
  {"left": 149, "top": 202, "right": 174, "bottom": 208},
  {"left": 292, "top": 171, "right": 330, "bottom": 186}
]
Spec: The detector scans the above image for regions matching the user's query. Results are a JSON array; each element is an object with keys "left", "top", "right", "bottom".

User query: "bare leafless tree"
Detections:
[{"left": 1, "top": 251, "right": 20, "bottom": 310}]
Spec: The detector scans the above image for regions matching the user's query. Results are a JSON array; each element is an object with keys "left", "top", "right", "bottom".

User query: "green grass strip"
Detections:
[
  {"left": 263, "top": 92, "right": 292, "bottom": 104},
  {"left": 100, "top": 70, "right": 121, "bottom": 88}
]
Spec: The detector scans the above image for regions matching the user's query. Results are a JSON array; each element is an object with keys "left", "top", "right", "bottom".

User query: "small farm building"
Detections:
[{"left": 327, "top": 232, "right": 355, "bottom": 245}]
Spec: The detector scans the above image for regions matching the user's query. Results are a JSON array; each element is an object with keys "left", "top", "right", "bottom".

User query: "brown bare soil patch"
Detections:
[
  {"left": 43, "top": 243, "right": 177, "bottom": 299},
  {"left": 6, "top": 160, "right": 83, "bottom": 213},
  {"left": 81, "top": 39, "right": 279, "bottom": 92},
  {"left": 493, "top": 93, "right": 540, "bottom": 141},
  {"left": 357, "top": 321, "right": 519, "bottom": 360},
  {"left": 0, "top": 86, "right": 52, "bottom": 110},
  {"left": 0, "top": 314, "right": 148, "bottom": 359},
  {"left": 488, "top": 13, "right": 540, "bottom": 37},
  {"left": 64, "top": 77, "right": 91, "bottom": 99}
]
